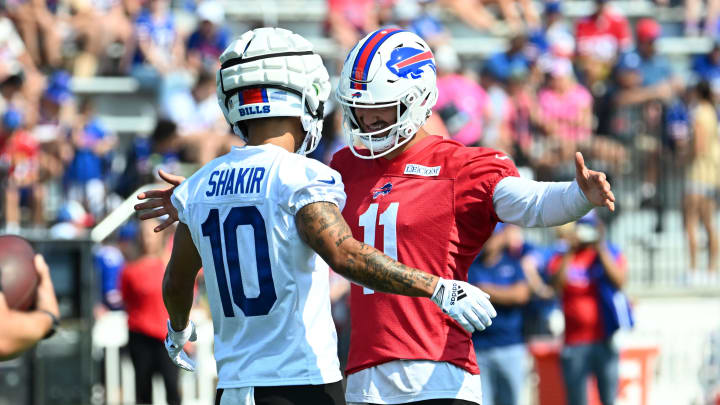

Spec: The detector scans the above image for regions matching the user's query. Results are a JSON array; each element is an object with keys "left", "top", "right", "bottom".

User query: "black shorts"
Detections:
[{"left": 216, "top": 381, "right": 346, "bottom": 405}]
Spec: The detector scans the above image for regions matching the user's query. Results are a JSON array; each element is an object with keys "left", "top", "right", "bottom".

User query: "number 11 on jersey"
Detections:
[{"left": 358, "top": 202, "right": 399, "bottom": 294}]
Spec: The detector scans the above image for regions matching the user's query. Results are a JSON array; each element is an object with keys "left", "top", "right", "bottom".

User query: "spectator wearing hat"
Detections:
[
  {"left": 469, "top": 223, "right": 532, "bottom": 405},
  {"left": 634, "top": 19, "right": 678, "bottom": 89},
  {"left": 186, "top": 1, "right": 230, "bottom": 75},
  {"left": 543, "top": 2, "right": 571, "bottom": 44},
  {"left": 615, "top": 18, "right": 682, "bottom": 205},
  {"left": 528, "top": 1, "right": 573, "bottom": 62},
  {"left": 549, "top": 212, "right": 628, "bottom": 405}
]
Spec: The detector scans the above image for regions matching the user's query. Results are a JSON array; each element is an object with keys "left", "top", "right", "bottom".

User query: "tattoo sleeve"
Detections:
[{"left": 295, "top": 202, "right": 438, "bottom": 297}]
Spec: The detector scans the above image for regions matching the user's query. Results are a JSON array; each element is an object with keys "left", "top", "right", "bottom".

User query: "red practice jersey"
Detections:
[{"left": 330, "top": 135, "right": 519, "bottom": 375}]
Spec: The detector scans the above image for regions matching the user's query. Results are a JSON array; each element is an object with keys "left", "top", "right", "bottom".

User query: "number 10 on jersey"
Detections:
[
  {"left": 358, "top": 202, "right": 399, "bottom": 294},
  {"left": 202, "top": 207, "right": 277, "bottom": 317}
]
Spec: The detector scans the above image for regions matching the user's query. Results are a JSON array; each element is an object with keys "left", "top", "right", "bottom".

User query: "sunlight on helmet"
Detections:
[{"left": 336, "top": 28, "right": 439, "bottom": 159}]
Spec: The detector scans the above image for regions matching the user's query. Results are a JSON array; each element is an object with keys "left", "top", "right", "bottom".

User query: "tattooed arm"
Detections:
[{"left": 295, "top": 201, "right": 438, "bottom": 297}]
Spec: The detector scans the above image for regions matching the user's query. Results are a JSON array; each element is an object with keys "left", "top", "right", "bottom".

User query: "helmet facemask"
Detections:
[
  {"left": 338, "top": 85, "right": 437, "bottom": 159},
  {"left": 336, "top": 28, "right": 439, "bottom": 159}
]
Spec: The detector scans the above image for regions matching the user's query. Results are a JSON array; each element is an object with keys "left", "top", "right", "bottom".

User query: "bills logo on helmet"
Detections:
[
  {"left": 386, "top": 47, "right": 435, "bottom": 79},
  {"left": 351, "top": 92, "right": 362, "bottom": 98},
  {"left": 372, "top": 182, "right": 393, "bottom": 199},
  {"left": 238, "top": 105, "right": 271, "bottom": 116}
]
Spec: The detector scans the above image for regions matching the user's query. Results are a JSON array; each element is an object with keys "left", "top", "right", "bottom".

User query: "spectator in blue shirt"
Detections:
[
  {"left": 634, "top": 18, "right": 680, "bottom": 89},
  {"left": 128, "top": 0, "right": 185, "bottom": 92},
  {"left": 65, "top": 99, "right": 116, "bottom": 219},
  {"left": 486, "top": 34, "right": 531, "bottom": 83},
  {"left": 94, "top": 242, "right": 127, "bottom": 311},
  {"left": 186, "top": 1, "right": 230, "bottom": 75},
  {"left": 692, "top": 42, "right": 720, "bottom": 89},
  {"left": 469, "top": 223, "right": 532, "bottom": 405}
]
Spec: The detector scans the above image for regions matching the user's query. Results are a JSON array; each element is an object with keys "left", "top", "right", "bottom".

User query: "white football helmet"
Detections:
[
  {"left": 336, "top": 28, "right": 439, "bottom": 159},
  {"left": 216, "top": 27, "right": 331, "bottom": 155}
]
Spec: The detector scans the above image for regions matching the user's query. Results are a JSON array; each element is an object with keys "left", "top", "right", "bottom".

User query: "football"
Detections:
[{"left": 0, "top": 235, "right": 38, "bottom": 311}]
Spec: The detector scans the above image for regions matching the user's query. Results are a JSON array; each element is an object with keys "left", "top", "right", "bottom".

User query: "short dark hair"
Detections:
[
  {"left": 151, "top": 119, "right": 177, "bottom": 145},
  {"left": 697, "top": 80, "right": 713, "bottom": 102}
]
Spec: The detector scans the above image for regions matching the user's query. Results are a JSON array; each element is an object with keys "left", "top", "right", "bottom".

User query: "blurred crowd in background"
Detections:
[{"left": 3, "top": 0, "right": 720, "bottom": 403}]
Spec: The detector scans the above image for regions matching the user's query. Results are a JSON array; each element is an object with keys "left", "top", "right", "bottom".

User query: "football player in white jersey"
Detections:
[{"left": 142, "top": 28, "right": 498, "bottom": 405}]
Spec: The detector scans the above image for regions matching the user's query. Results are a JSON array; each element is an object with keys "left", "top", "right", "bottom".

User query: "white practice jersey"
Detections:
[{"left": 171, "top": 144, "right": 346, "bottom": 388}]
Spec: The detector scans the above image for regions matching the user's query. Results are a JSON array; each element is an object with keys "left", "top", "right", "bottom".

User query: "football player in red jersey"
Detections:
[
  {"left": 330, "top": 28, "right": 614, "bottom": 405},
  {"left": 136, "top": 28, "right": 615, "bottom": 405}
]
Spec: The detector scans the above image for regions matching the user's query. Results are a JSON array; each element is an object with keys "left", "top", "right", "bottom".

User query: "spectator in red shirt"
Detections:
[
  {"left": 1, "top": 108, "right": 44, "bottom": 230},
  {"left": 549, "top": 212, "right": 628, "bottom": 405},
  {"left": 120, "top": 219, "right": 180, "bottom": 405},
  {"left": 575, "top": 0, "right": 632, "bottom": 87}
]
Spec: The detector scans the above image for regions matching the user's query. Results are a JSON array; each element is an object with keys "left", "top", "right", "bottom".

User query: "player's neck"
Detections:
[
  {"left": 382, "top": 128, "right": 430, "bottom": 160},
  {"left": 246, "top": 118, "right": 304, "bottom": 153}
]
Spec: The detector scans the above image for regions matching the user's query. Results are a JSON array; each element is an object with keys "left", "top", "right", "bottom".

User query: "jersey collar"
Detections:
[{"left": 379, "top": 135, "right": 443, "bottom": 170}]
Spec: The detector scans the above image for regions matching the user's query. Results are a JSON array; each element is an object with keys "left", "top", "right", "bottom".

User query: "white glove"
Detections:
[
  {"left": 165, "top": 320, "right": 197, "bottom": 371},
  {"left": 430, "top": 278, "right": 497, "bottom": 333}
]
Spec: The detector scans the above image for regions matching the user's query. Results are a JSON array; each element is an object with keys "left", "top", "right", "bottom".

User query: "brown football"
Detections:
[{"left": 0, "top": 235, "right": 38, "bottom": 311}]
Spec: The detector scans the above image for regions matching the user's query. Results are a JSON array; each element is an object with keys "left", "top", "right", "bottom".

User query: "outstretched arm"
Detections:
[
  {"left": 494, "top": 152, "right": 615, "bottom": 227},
  {"left": 295, "top": 201, "right": 498, "bottom": 333},
  {"left": 135, "top": 169, "right": 185, "bottom": 232}
]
